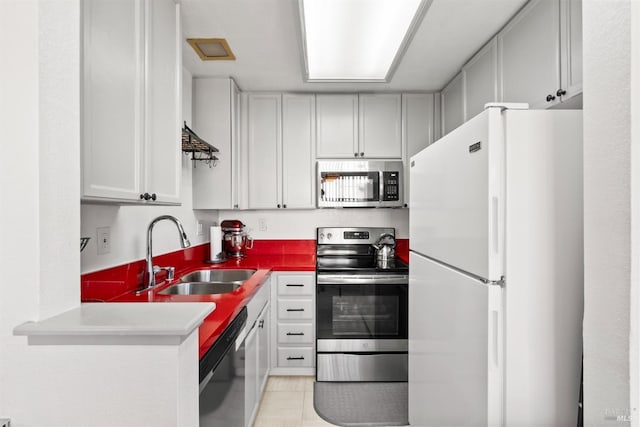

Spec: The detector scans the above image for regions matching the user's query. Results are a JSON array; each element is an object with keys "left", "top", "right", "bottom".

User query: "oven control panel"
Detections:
[
  {"left": 317, "top": 227, "right": 395, "bottom": 245},
  {"left": 344, "top": 231, "right": 369, "bottom": 240}
]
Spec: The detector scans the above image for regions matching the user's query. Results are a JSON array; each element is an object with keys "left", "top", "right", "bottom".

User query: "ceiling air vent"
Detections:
[{"left": 187, "top": 38, "right": 235, "bottom": 61}]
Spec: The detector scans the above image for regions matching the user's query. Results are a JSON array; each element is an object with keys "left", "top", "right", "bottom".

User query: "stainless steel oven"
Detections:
[{"left": 315, "top": 227, "right": 408, "bottom": 382}]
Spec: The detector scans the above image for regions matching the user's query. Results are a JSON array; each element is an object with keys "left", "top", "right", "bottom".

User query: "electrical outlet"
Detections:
[
  {"left": 258, "top": 218, "right": 267, "bottom": 232},
  {"left": 97, "top": 226, "right": 110, "bottom": 255},
  {"left": 196, "top": 221, "right": 204, "bottom": 236}
]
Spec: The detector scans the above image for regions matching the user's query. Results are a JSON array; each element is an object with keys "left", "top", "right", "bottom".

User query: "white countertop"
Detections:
[{"left": 14, "top": 302, "right": 216, "bottom": 337}]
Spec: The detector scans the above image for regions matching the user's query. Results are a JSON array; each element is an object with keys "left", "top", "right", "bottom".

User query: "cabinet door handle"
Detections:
[
  {"left": 286, "top": 284, "right": 305, "bottom": 287},
  {"left": 287, "top": 356, "right": 305, "bottom": 360},
  {"left": 259, "top": 319, "right": 265, "bottom": 328},
  {"left": 556, "top": 89, "right": 567, "bottom": 97},
  {"left": 140, "top": 194, "right": 145, "bottom": 200},
  {"left": 286, "top": 332, "right": 305, "bottom": 336},
  {"left": 286, "top": 308, "right": 305, "bottom": 312},
  {"left": 151, "top": 193, "right": 157, "bottom": 201},
  {"left": 277, "top": 204, "right": 281, "bottom": 208},
  {"left": 546, "top": 94, "right": 556, "bottom": 102},
  {"left": 234, "top": 204, "right": 239, "bottom": 208},
  {"left": 354, "top": 153, "right": 358, "bottom": 157},
  {"left": 360, "top": 152, "right": 364, "bottom": 157},
  {"left": 142, "top": 192, "right": 151, "bottom": 201},
  {"left": 283, "top": 204, "right": 287, "bottom": 208}
]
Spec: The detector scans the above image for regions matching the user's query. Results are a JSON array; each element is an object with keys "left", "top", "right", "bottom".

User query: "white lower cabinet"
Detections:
[
  {"left": 244, "top": 323, "right": 258, "bottom": 427},
  {"left": 270, "top": 272, "right": 316, "bottom": 375},
  {"left": 244, "top": 278, "right": 271, "bottom": 427},
  {"left": 257, "top": 303, "right": 270, "bottom": 397}
]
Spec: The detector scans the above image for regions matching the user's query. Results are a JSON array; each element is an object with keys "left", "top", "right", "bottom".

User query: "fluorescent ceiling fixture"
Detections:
[{"left": 300, "top": 0, "right": 427, "bottom": 81}]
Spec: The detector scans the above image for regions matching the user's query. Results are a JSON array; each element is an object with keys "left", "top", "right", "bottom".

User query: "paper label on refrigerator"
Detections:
[{"left": 469, "top": 142, "right": 482, "bottom": 153}]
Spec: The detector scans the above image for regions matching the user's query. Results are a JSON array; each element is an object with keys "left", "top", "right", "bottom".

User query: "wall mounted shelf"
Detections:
[{"left": 181, "top": 122, "right": 219, "bottom": 167}]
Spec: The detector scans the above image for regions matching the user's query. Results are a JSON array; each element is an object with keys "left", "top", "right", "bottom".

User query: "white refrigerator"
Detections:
[{"left": 408, "top": 104, "right": 583, "bottom": 426}]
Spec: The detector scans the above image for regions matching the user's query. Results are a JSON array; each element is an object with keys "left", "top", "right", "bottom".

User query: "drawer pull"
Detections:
[
  {"left": 287, "top": 356, "right": 305, "bottom": 360},
  {"left": 286, "top": 308, "right": 305, "bottom": 312},
  {"left": 286, "top": 332, "right": 305, "bottom": 336},
  {"left": 286, "top": 284, "right": 305, "bottom": 287}
]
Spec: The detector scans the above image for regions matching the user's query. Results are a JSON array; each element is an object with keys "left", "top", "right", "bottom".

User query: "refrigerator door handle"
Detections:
[
  {"left": 492, "top": 196, "right": 499, "bottom": 254},
  {"left": 491, "top": 310, "right": 499, "bottom": 368}
]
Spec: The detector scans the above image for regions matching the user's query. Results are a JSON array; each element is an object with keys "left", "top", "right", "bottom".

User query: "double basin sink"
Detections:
[{"left": 158, "top": 269, "right": 256, "bottom": 296}]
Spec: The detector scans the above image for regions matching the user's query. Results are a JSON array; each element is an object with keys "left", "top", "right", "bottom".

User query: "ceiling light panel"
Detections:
[{"left": 301, "top": 0, "right": 425, "bottom": 81}]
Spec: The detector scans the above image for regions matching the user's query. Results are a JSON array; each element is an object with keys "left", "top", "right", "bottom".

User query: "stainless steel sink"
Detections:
[
  {"left": 158, "top": 281, "right": 243, "bottom": 295},
  {"left": 178, "top": 269, "right": 256, "bottom": 284}
]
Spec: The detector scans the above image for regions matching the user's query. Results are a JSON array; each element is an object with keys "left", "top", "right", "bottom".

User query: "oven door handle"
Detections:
[{"left": 316, "top": 274, "right": 408, "bottom": 285}]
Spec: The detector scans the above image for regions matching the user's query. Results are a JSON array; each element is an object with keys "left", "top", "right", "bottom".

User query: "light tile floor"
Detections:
[{"left": 253, "top": 376, "right": 338, "bottom": 427}]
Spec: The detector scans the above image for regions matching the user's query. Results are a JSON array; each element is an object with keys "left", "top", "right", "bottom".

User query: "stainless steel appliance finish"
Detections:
[
  {"left": 316, "top": 273, "right": 408, "bottom": 285},
  {"left": 200, "top": 307, "right": 247, "bottom": 427},
  {"left": 317, "top": 353, "right": 408, "bottom": 382},
  {"left": 317, "top": 339, "right": 408, "bottom": 352},
  {"left": 316, "top": 227, "right": 409, "bottom": 382},
  {"left": 317, "top": 160, "right": 403, "bottom": 208}
]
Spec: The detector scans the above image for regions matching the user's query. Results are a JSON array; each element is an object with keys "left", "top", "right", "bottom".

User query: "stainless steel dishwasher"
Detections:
[{"left": 199, "top": 307, "right": 248, "bottom": 427}]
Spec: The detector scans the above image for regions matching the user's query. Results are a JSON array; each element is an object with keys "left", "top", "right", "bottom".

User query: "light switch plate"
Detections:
[
  {"left": 258, "top": 218, "right": 267, "bottom": 232},
  {"left": 196, "top": 221, "right": 204, "bottom": 236}
]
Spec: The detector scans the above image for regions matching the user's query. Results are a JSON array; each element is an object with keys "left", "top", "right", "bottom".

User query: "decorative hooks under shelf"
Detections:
[{"left": 181, "top": 121, "right": 220, "bottom": 168}]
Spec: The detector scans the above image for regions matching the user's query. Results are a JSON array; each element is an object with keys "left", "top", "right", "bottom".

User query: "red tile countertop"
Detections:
[
  {"left": 81, "top": 238, "right": 408, "bottom": 359},
  {"left": 81, "top": 240, "right": 316, "bottom": 358}
]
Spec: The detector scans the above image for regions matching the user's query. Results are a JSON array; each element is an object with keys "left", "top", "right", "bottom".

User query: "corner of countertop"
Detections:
[{"left": 13, "top": 302, "right": 216, "bottom": 340}]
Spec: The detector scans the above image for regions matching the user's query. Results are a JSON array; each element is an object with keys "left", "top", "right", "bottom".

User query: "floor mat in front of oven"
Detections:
[{"left": 313, "top": 381, "right": 408, "bottom": 426}]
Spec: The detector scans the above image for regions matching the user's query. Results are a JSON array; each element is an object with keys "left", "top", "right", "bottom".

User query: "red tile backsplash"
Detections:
[{"left": 81, "top": 240, "right": 317, "bottom": 302}]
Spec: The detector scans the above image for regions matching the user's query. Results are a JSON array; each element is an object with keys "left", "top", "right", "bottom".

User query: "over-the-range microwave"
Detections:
[{"left": 317, "top": 160, "right": 404, "bottom": 208}]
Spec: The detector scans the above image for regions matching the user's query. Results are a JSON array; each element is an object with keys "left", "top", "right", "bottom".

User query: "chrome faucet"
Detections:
[{"left": 141, "top": 215, "right": 191, "bottom": 292}]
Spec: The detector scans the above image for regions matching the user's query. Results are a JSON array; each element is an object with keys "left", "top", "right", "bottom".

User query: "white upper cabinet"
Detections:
[
  {"left": 316, "top": 94, "right": 358, "bottom": 158},
  {"left": 82, "top": 0, "right": 181, "bottom": 204},
  {"left": 358, "top": 94, "right": 403, "bottom": 159},
  {"left": 441, "top": 72, "right": 465, "bottom": 135},
  {"left": 499, "top": 0, "right": 560, "bottom": 108},
  {"left": 282, "top": 94, "right": 316, "bottom": 209},
  {"left": 144, "top": 0, "right": 181, "bottom": 204},
  {"left": 247, "top": 94, "right": 282, "bottom": 209},
  {"left": 246, "top": 94, "right": 316, "bottom": 210},
  {"left": 317, "top": 94, "right": 402, "bottom": 159},
  {"left": 82, "top": 0, "right": 144, "bottom": 201},
  {"left": 498, "top": 0, "right": 573, "bottom": 109},
  {"left": 560, "top": 0, "right": 582, "bottom": 99},
  {"left": 463, "top": 37, "right": 499, "bottom": 120},
  {"left": 192, "top": 78, "right": 242, "bottom": 209},
  {"left": 402, "top": 93, "right": 435, "bottom": 207}
]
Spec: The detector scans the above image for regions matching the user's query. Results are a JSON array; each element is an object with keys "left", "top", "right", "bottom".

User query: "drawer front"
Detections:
[
  {"left": 277, "top": 346, "right": 314, "bottom": 368},
  {"left": 277, "top": 274, "right": 314, "bottom": 296},
  {"left": 278, "top": 299, "right": 313, "bottom": 320},
  {"left": 277, "top": 323, "right": 314, "bottom": 344}
]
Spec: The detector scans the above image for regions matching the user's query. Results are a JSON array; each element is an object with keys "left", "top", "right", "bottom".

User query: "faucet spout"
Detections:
[{"left": 142, "top": 215, "right": 191, "bottom": 291}]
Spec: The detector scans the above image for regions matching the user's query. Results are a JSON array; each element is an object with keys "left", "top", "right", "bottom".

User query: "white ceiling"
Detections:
[{"left": 181, "top": 0, "right": 528, "bottom": 92}]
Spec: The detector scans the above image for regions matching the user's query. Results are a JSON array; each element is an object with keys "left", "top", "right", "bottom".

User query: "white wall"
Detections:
[
  {"left": 0, "top": 1, "right": 81, "bottom": 424},
  {"left": 583, "top": 1, "right": 633, "bottom": 424},
  {"left": 631, "top": 2, "right": 640, "bottom": 425},
  {"left": 216, "top": 209, "right": 409, "bottom": 240},
  {"left": 80, "top": 69, "right": 216, "bottom": 274}
]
